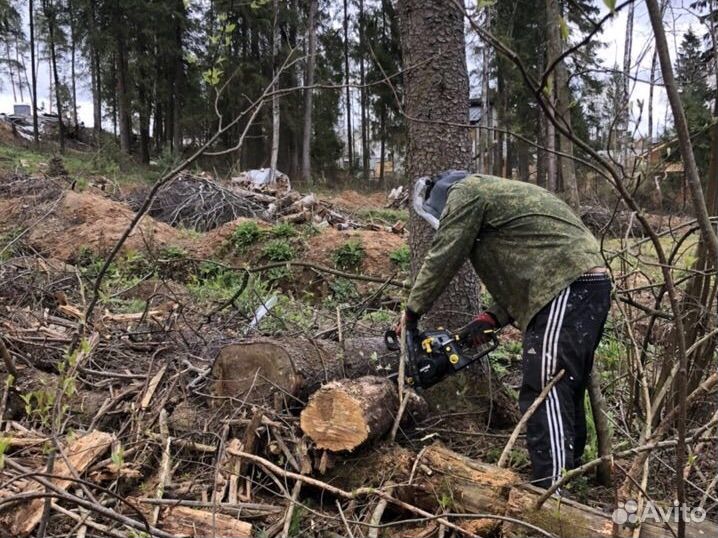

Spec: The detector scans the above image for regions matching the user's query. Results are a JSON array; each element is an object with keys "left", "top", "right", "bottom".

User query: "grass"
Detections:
[
  {"left": 389, "top": 244, "right": 410, "bottom": 271},
  {"left": 602, "top": 235, "right": 698, "bottom": 282},
  {"left": 0, "top": 142, "right": 159, "bottom": 184},
  {"left": 332, "top": 239, "right": 365, "bottom": 271},
  {"left": 357, "top": 207, "right": 408, "bottom": 224},
  {"left": 262, "top": 239, "right": 294, "bottom": 262},
  {"left": 232, "top": 221, "right": 263, "bottom": 250}
]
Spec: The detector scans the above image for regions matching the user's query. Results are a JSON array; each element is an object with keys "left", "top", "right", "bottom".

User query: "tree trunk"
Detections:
[
  {"left": 326, "top": 443, "right": 717, "bottom": 538},
  {"left": 359, "top": 0, "right": 370, "bottom": 180},
  {"left": 379, "top": 105, "right": 386, "bottom": 182},
  {"left": 44, "top": 0, "right": 65, "bottom": 152},
  {"left": 543, "top": 2, "right": 560, "bottom": 194},
  {"left": 518, "top": 138, "right": 530, "bottom": 181},
  {"left": 172, "top": 0, "right": 184, "bottom": 157},
  {"left": 343, "top": 0, "right": 353, "bottom": 173},
  {"left": 69, "top": 0, "right": 79, "bottom": 137},
  {"left": 269, "top": 0, "right": 281, "bottom": 180},
  {"left": 480, "top": 14, "right": 492, "bottom": 175},
  {"left": 5, "top": 42, "right": 17, "bottom": 103},
  {"left": 494, "top": 69, "right": 506, "bottom": 177},
  {"left": 300, "top": 376, "right": 428, "bottom": 451},
  {"left": 587, "top": 373, "right": 612, "bottom": 485},
  {"left": 397, "top": 0, "right": 481, "bottom": 328},
  {"left": 210, "top": 337, "right": 400, "bottom": 404},
  {"left": 301, "top": 0, "right": 317, "bottom": 182},
  {"left": 503, "top": 485, "right": 717, "bottom": 538},
  {"left": 89, "top": 0, "right": 102, "bottom": 140},
  {"left": 114, "top": 0, "right": 131, "bottom": 154},
  {"left": 15, "top": 35, "right": 27, "bottom": 102},
  {"left": 622, "top": 0, "right": 635, "bottom": 165},
  {"left": 546, "top": 0, "right": 579, "bottom": 209}
]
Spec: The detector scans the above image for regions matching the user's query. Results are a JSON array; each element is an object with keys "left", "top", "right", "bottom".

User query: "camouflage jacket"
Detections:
[{"left": 407, "top": 174, "right": 605, "bottom": 331}]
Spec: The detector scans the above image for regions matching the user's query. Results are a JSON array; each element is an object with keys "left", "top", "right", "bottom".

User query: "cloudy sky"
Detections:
[{"left": 0, "top": 0, "right": 707, "bottom": 137}]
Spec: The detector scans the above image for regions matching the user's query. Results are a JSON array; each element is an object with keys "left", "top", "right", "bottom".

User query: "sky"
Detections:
[{"left": 0, "top": 0, "right": 707, "bottom": 138}]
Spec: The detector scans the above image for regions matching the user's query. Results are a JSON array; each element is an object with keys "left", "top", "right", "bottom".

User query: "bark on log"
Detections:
[
  {"left": 327, "top": 442, "right": 519, "bottom": 535},
  {"left": 211, "top": 336, "right": 520, "bottom": 427},
  {"left": 211, "top": 337, "right": 398, "bottom": 404},
  {"left": 326, "top": 442, "right": 718, "bottom": 538},
  {"left": 300, "top": 376, "right": 428, "bottom": 451},
  {"left": 504, "top": 485, "right": 718, "bottom": 538}
]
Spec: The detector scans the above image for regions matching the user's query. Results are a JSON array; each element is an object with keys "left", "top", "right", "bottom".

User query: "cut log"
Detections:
[
  {"left": 3, "top": 430, "right": 113, "bottom": 536},
  {"left": 211, "top": 337, "right": 398, "bottom": 404},
  {"left": 154, "top": 506, "right": 251, "bottom": 538},
  {"left": 326, "top": 442, "right": 718, "bottom": 538},
  {"left": 300, "top": 376, "right": 427, "bottom": 451}
]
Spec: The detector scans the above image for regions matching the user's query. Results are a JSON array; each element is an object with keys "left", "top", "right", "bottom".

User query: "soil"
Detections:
[
  {"left": 304, "top": 226, "right": 405, "bottom": 277},
  {"left": 197, "top": 217, "right": 272, "bottom": 258},
  {"left": 323, "top": 189, "right": 388, "bottom": 212},
  {"left": 24, "top": 189, "right": 190, "bottom": 261}
]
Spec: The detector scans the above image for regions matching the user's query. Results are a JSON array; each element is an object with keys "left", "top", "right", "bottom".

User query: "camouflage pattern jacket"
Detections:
[{"left": 407, "top": 174, "right": 605, "bottom": 331}]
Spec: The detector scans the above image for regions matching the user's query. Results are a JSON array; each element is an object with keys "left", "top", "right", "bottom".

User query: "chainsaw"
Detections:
[{"left": 384, "top": 324, "right": 498, "bottom": 390}]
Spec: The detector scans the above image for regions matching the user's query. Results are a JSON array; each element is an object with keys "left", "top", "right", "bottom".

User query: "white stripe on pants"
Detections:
[{"left": 540, "top": 286, "right": 571, "bottom": 484}]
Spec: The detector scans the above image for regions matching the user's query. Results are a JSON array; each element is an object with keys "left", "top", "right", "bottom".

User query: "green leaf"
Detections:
[
  {"left": 477, "top": 0, "right": 497, "bottom": 7},
  {"left": 559, "top": 16, "right": 570, "bottom": 41},
  {"left": 603, "top": 0, "right": 616, "bottom": 13}
]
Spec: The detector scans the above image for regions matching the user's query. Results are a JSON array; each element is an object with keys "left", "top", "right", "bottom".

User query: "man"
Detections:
[{"left": 401, "top": 170, "right": 611, "bottom": 490}]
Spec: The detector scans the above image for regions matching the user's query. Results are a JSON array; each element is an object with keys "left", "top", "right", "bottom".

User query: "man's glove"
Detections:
[{"left": 460, "top": 311, "right": 498, "bottom": 347}]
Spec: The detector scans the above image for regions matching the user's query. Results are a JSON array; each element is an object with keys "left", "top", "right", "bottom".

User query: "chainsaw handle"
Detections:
[{"left": 384, "top": 329, "right": 400, "bottom": 351}]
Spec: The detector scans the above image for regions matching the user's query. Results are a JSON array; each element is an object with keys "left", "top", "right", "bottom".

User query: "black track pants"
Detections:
[{"left": 519, "top": 273, "right": 611, "bottom": 489}]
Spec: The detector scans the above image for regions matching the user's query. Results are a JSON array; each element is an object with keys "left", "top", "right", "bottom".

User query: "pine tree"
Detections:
[{"left": 675, "top": 28, "right": 711, "bottom": 175}]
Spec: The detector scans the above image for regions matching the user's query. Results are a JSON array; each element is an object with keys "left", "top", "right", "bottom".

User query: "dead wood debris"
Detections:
[{"left": 130, "top": 171, "right": 402, "bottom": 234}]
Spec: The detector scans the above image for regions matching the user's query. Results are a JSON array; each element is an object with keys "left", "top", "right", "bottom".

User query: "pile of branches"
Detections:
[{"left": 133, "top": 173, "right": 265, "bottom": 231}]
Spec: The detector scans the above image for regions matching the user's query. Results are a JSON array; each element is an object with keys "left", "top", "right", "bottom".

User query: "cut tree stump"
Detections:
[
  {"left": 211, "top": 337, "right": 398, "bottom": 403},
  {"left": 3, "top": 430, "right": 113, "bottom": 537},
  {"left": 300, "top": 376, "right": 427, "bottom": 451},
  {"left": 154, "top": 506, "right": 252, "bottom": 537}
]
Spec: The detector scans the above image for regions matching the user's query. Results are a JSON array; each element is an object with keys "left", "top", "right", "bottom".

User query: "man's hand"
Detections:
[{"left": 460, "top": 311, "right": 498, "bottom": 347}]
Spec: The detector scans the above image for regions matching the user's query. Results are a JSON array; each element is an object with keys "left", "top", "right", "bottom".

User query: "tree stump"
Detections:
[{"left": 211, "top": 337, "right": 398, "bottom": 404}]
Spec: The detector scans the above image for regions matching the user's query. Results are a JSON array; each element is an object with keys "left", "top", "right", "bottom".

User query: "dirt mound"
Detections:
[
  {"left": 305, "top": 227, "right": 405, "bottom": 277},
  {"left": 25, "top": 189, "right": 188, "bottom": 261},
  {"left": 324, "top": 189, "right": 387, "bottom": 212},
  {"left": 197, "top": 217, "right": 272, "bottom": 258}
]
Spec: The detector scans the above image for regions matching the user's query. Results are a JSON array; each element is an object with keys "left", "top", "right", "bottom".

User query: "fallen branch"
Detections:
[{"left": 227, "top": 447, "right": 484, "bottom": 538}]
